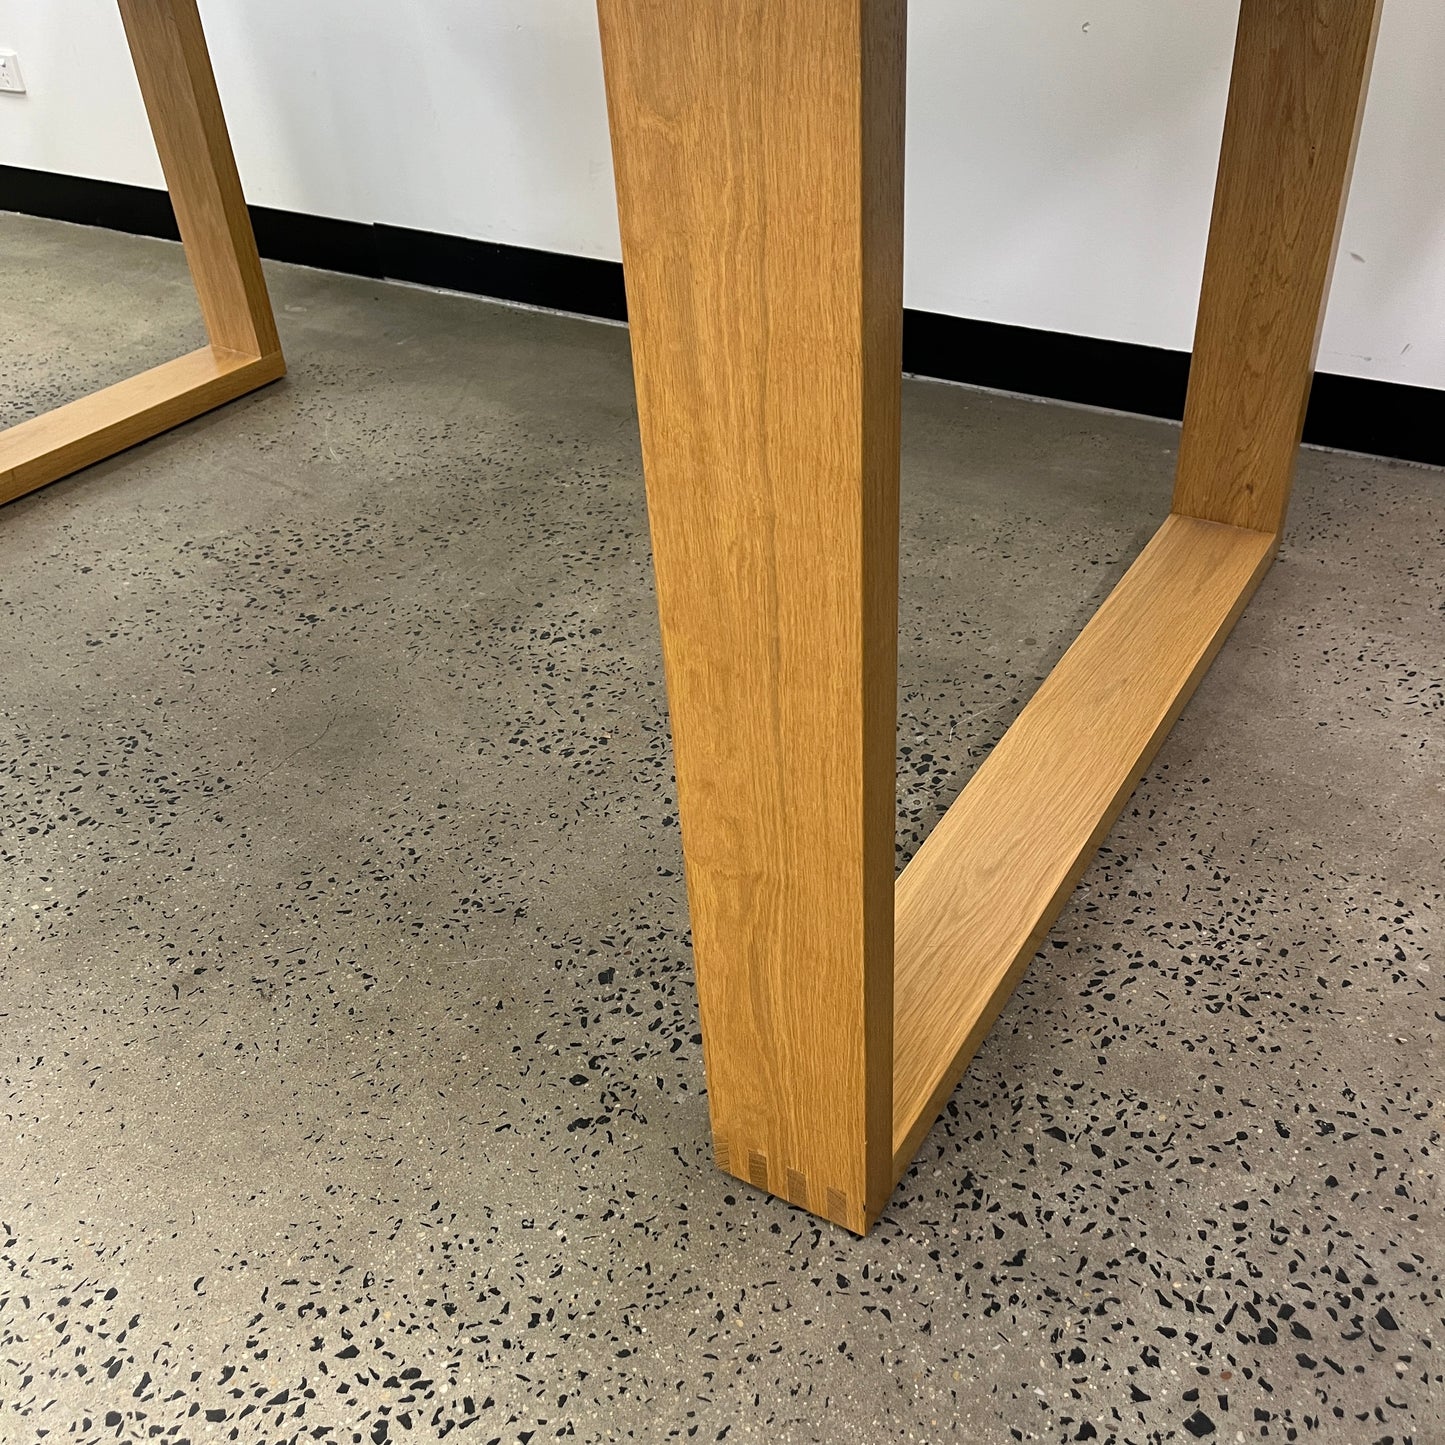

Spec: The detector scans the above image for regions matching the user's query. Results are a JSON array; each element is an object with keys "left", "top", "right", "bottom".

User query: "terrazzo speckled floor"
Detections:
[{"left": 1, "top": 211, "right": 1441, "bottom": 1445}]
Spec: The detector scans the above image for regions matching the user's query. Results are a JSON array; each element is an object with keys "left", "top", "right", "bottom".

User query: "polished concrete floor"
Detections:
[{"left": 1, "top": 212, "right": 1441, "bottom": 1444}]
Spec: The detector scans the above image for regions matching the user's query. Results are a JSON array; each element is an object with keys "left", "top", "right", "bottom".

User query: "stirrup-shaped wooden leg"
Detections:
[
  {"left": 598, "top": 0, "right": 1378, "bottom": 1234},
  {"left": 1, "top": 0, "right": 284, "bottom": 506}
]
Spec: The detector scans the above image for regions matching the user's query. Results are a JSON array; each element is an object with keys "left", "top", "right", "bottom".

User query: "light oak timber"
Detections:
[
  {"left": 891, "top": 514, "right": 1277, "bottom": 1175},
  {"left": 597, "top": 0, "right": 906, "bottom": 1234},
  {"left": 0, "top": 347, "right": 283, "bottom": 505},
  {"left": 0, "top": 0, "right": 281, "bottom": 508},
  {"left": 597, "top": 0, "right": 1382, "bottom": 1234},
  {"left": 895, "top": 0, "right": 1383, "bottom": 1186},
  {"left": 118, "top": 0, "right": 280, "bottom": 359},
  {"left": 1173, "top": 0, "right": 1382, "bottom": 534}
]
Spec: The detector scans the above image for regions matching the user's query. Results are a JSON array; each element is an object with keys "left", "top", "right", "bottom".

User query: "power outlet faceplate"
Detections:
[{"left": 0, "top": 51, "right": 26, "bottom": 93}]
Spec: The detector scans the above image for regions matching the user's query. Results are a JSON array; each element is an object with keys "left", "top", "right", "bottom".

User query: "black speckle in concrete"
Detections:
[{"left": 1, "top": 214, "right": 1441, "bottom": 1443}]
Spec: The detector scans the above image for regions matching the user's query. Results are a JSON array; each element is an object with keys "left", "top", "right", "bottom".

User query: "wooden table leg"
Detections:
[
  {"left": 121, "top": 0, "right": 281, "bottom": 363},
  {"left": 893, "top": 0, "right": 1384, "bottom": 1183},
  {"left": 597, "top": 0, "right": 906, "bottom": 1233},
  {"left": 0, "top": 0, "right": 283, "bottom": 506},
  {"left": 599, "top": 0, "right": 1380, "bottom": 1235},
  {"left": 1175, "top": 0, "right": 1382, "bottom": 534}
]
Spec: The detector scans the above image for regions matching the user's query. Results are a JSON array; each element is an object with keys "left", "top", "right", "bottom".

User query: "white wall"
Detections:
[{"left": 2, "top": 1, "right": 1443, "bottom": 390}]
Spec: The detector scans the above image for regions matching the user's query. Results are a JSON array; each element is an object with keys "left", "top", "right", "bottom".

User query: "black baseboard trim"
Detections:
[
  {"left": 370, "top": 222, "right": 627, "bottom": 322},
  {"left": 4, "top": 163, "right": 1439, "bottom": 467},
  {"left": 902, "top": 309, "right": 1191, "bottom": 423}
]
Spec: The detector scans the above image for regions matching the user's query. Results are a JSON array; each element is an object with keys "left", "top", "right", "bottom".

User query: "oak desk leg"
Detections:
[
  {"left": 120, "top": 0, "right": 281, "bottom": 361},
  {"left": 894, "top": 0, "right": 1382, "bottom": 1211},
  {"left": 1174, "top": 0, "right": 1382, "bottom": 535},
  {"left": 0, "top": 0, "right": 283, "bottom": 506},
  {"left": 597, "top": 0, "right": 906, "bottom": 1233},
  {"left": 599, "top": 0, "right": 1381, "bottom": 1237}
]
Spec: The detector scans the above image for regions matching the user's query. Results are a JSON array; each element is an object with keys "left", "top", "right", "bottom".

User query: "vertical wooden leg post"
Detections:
[
  {"left": 1174, "top": 0, "right": 1382, "bottom": 535},
  {"left": 0, "top": 0, "right": 283, "bottom": 506},
  {"left": 600, "top": 0, "right": 1379, "bottom": 1234},
  {"left": 597, "top": 0, "right": 906, "bottom": 1233}
]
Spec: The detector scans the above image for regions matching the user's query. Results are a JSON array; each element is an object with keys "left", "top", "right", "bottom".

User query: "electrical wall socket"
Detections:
[{"left": 0, "top": 50, "right": 26, "bottom": 93}]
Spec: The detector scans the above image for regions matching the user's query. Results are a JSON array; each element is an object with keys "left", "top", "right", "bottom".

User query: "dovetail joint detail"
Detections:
[{"left": 784, "top": 1168, "right": 808, "bottom": 1207}]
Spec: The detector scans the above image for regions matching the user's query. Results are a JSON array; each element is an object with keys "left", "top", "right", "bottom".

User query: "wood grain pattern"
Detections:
[
  {"left": 597, "top": 0, "right": 905, "bottom": 1234},
  {"left": 595, "top": 0, "right": 1378, "bottom": 1232},
  {"left": 0, "top": 347, "right": 283, "bottom": 505},
  {"left": 1172, "top": 0, "right": 1381, "bottom": 535},
  {"left": 891, "top": 515, "right": 1278, "bottom": 1175},
  {"left": 118, "top": 0, "right": 281, "bottom": 358},
  {"left": 0, "top": 0, "right": 282, "bottom": 507}
]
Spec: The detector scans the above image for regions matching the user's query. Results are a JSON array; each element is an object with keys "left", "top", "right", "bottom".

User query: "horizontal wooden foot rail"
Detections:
[
  {"left": 0, "top": 346, "right": 284, "bottom": 505},
  {"left": 891, "top": 513, "right": 1277, "bottom": 1176}
]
